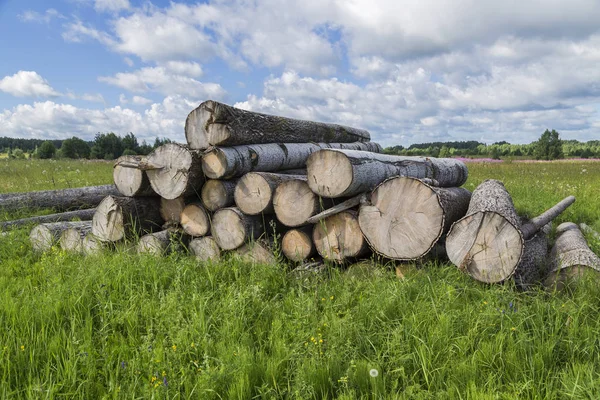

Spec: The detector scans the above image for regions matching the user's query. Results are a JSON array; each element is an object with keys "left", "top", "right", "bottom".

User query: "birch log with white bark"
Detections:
[
  {"left": 0, "top": 185, "right": 119, "bottom": 211},
  {"left": 211, "top": 207, "right": 270, "bottom": 250},
  {"left": 180, "top": 202, "right": 211, "bottom": 237},
  {"left": 201, "top": 179, "right": 238, "bottom": 212},
  {"left": 234, "top": 172, "right": 305, "bottom": 215},
  {"left": 30, "top": 221, "right": 93, "bottom": 252},
  {"left": 545, "top": 222, "right": 600, "bottom": 288},
  {"left": 145, "top": 143, "right": 204, "bottom": 200},
  {"left": 282, "top": 225, "right": 317, "bottom": 262},
  {"left": 59, "top": 221, "right": 93, "bottom": 253},
  {"left": 202, "top": 141, "right": 382, "bottom": 180},
  {"left": 189, "top": 236, "right": 221, "bottom": 261},
  {"left": 273, "top": 178, "right": 340, "bottom": 227},
  {"left": 446, "top": 180, "right": 575, "bottom": 283},
  {"left": 185, "top": 100, "right": 371, "bottom": 149},
  {"left": 306, "top": 150, "right": 469, "bottom": 198},
  {"left": 113, "top": 155, "right": 156, "bottom": 197},
  {"left": 92, "top": 195, "right": 163, "bottom": 242},
  {"left": 313, "top": 210, "right": 369, "bottom": 262},
  {"left": 359, "top": 177, "right": 471, "bottom": 260},
  {"left": 1, "top": 208, "right": 96, "bottom": 230}
]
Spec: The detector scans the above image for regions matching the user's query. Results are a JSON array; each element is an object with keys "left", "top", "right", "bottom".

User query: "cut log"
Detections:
[
  {"left": 211, "top": 207, "right": 270, "bottom": 250},
  {"left": 137, "top": 229, "right": 186, "bottom": 255},
  {"left": 160, "top": 196, "right": 188, "bottom": 224},
  {"left": 180, "top": 202, "right": 211, "bottom": 237},
  {"left": 1, "top": 208, "right": 96, "bottom": 230},
  {"left": 313, "top": 210, "right": 370, "bottom": 262},
  {"left": 82, "top": 233, "right": 104, "bottom": 255},
  {"left": 235, "top": 240, "right": 277, "bottom": 265},
  {"left": 113, "top": 155, "right": 156, "bottom": 197},
  {"left": 0, "top": 185, "right": 119, "bottom": 212},
  {"left": 234, "top": 172, "right": 305, "bottom": 215},
  {"left": 580, "top": 223, "right": 600, "bottom": 241},
  {"left": 59, "top": 221, "right": 93, "bottom": 253},
  {"left": 145, "top": 143, "right": 204, "bottom": 200},
  {"left": 307, "top": 150, "right": 469, "bottom": 198},
  {"left": 359, "top": 177, "right": 471, "bottom": 260},
  {"left": 189, "top": 236, "right": 221, "bottom": 261},
  {"left": 545, "top": 222, "right": 600, "bottom": 288},
  {"left": 273, "top": 178, "right": 341, "bottom": 227},
  {"left": 446, "top": 180, "right": 575, "bottom": 283},
  {"left": 201, "top": 179, "right": 238, "bottom": 212},
  {"left": 513, "top": 223, "right": 550, "bottom": 290},
  {"left": 185, "top": 100, "right": 371, "bottom": 149},
  {"left": 202, "top": 141, "right": 382, "bottom": 180},
  {"left": 282, "top": 226, "right": 317, "bottom": 262},
  {"left": 92, "top": 196, "right": 163, "bottom": 242},
  {"left": 30, "top": 221, "right": 93, "bottom": 252}
]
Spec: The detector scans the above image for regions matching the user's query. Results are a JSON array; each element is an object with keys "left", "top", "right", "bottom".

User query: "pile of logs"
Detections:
[{"left": 2, "top": 100, "right": 599, "bottom": 290}]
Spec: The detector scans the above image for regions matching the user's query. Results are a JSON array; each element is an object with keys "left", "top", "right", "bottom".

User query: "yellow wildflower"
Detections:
[
  {"left": 20, "top": 345, "right": 24, "bottom": 351},
  {"left": 162, "top": 371, "right": 166, "bottom": 377},
  {"left": 172, "top": 345, "right": 177, "bottom": 352},
  {"left": 511, "top": 327, "right": 517, "bottom": 331}
]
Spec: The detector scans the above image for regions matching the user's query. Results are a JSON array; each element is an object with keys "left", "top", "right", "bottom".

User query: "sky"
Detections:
[{"left": 1, "top": 0, "right": 600, "bottom": 147}]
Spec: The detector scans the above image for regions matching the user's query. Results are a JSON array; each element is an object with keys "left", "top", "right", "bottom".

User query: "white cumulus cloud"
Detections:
[{"left": 0, "top": 71, "right": 61, "bottom": 98}]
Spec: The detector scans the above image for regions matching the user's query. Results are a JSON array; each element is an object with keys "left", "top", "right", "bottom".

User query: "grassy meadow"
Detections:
[{"left": 1, "top": 159, "right": 600, "bottom": 398}]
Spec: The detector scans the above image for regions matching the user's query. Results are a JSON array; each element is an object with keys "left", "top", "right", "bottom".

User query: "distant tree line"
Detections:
[
  {"left": 385, "top": 130, "right": 596, "bottom": 160},
  {"left": 0, "top": 133, "right": 172, "bottom": 160}
]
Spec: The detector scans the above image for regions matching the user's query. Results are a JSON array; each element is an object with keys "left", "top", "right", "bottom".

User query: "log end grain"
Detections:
[
  {"left": 446, "top": 211, "right": 523, "bottom": 283},
  {"left": 201, "top": 179, "right": 236, "bottom": 211},
  {"left": 236, "top": 241, "right": 276, "bottom": 265},
  {"left": 234, "top": 173, "right": 274, "bottom": 215},
  {"left": 313, "top": 211, "right": 368, "bottom": 262},
  {"left": 180, "top": 203, "right": 211, "bottom": 237},
  {"left": 306, "top": 149, "right": 354, "bottom": 197},
  {"left": 160, "top": 196, "right": 186, "bottom": 224},
  {"left": 273, "top": 179, "right": 317, "bottom": 227},
  {"left": 60, "top": 228, "right": 83, "bottom": 253},
  {"left": 189, "top": 236, "right": 221, "bottom": 261},
  {"left": 185, "top": 103, "right": 212, "bottom": 150},
  {"left": 92, "top": 196, "right": 125, "bottom": 242},
  {"left": 202, "top": 149, "right": 227, "bottom": 180},
  {"left": 137, "top": 232, "right": 168, "bottom": 255},
  {"left": 147, "top": 143, "right": 201, "bottom": 199},
  {"left": 113, "top": 155, "right": 152, "bottom": 197},
  {"left": 30, "top": 225, "right": 54, "bottom": 252},
  {"left": 82, "top": 233, "right": 103, "bottom": 255},
  {"left": 211, "top": 208, "right": 247, "bottom": 250},
  {"left": 282, "top": 228, "right": 315, "bottom": 262}
]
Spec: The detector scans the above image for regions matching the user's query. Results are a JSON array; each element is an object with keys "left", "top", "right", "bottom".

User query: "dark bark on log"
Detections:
[
  {"left": 282, "top": 225, "right": 317, "bottom": 262},
  {"left": 446, "top": 180, "right": 523, "bottom": 283},
  {"left": 189, "top": 236, "right": 221, "bottom": 261},
  {"left": 0, "top": 185, "right": 119, "bottom": 212},
  {"left": 545, "top": 222, "right": 600, "bottom": 288},
  {"left": 306, "top": 150, "right": 468, "bottom": 198},
  {"left": 273, "top": 178, "right": 343, "bottom": 227},
  {"left": 521, "top": 196, "right": 576, "bottom": 240},
  {"left": 1, "top": 208, "right": 96, "bottom": 230},
  {"left": 113, "top": 155, "right": 156, "bottom": 197},
  {"left": 146, "top": 143, "right": 205, "bottom": 200},
  {"left": 92, "top": 196, "right": 163, "bottom": 242},
  {"left": 185, "top": 100, "right": 371, "bottom": 149},
  {"left": 211, "top": 207, "right": 271, "bottom": 250},
  {"left": 202, "top": 141, "right": 382, "bottom": 180},
  {"left": 513, "top": 224, "right": 550, "bottom": 291},
  {"left": 234, "top": 172, "right": 305, "bottom": 215},
  {"left": 313, "top": 210, "right": 370, "bottom": 263},
  {"left": 201, "top": 179, "right": 238, "bottom": 212},
  {"left": 30, "top": 221, "right": 93, "bottom": 252},
  {"left": 359, "top": 177, "right": 471, "bottom": 260},
  {"left": 180, "top": 202, "right": 211, "bottom": 237},
  {"left": 59, "top": 221, "right": 93, "bottom": 253}
]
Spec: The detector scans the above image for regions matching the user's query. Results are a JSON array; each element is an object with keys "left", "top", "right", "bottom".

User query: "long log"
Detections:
[
  {"left": 92, "top": 196, "right": 163, "bottom": 242},
  {"left": 137, "top": 229, "right": 187, "bottom": 255},
  {"left": 282, "top": 226, "right": 317, "bottom": 262},
  {"left": 313, "top": 210, "right": 370, "bottom": 262},
  {"left": 0, "top": 185, "right": 119, "bottom": 211},
  {"left": 180, "top": 202, "right": 211, "bottom": 237},
  {"left": 201, "top": 179, "right": 238, "bottom": 212},
  {"left": 513, "top": 223, "right": 550, "bottom": 291},
  {"left": 1, "top": 208, "right": 96, "bottom": 230},
  {"left": 189, "top": 236, "right": 221, "bottom": 261},
  {"left": 273, "top": 178, "right": 341, "bottom": 227},
  {"left": 202, "top": 142, "right": 382, "bottom": 180},
  {"left": 358, "top": 177, "right": 471, "bottom": 260},
  {"left": 113, "top": 155, "right": 156, "bottom": 197},
  {"left": 59, "top": 221, "right": 93, "bottom": 253},
  {"left": 446, "top": 180, "right": 574, "bottom": 283},
  {"left": 211, "top": 207, "right": 270, "bottom": 250},
  {"left": 235, "top": 172, "right": 305, "bottom": 215},
  {"left": 139, "top": 143, "right": 205, "bottom": 200},
  {"left": 306, "top": 150, "right": 468, "bottom": 198},
  {"left": 235, "top": 240, "right": 277, "bottom": 265},
  {"left": 185, "top": 100, "right": 371, "bottom": 149},
  {"left": 545, "top": 222, "right": 600, "bottom": 288},
  {"left": 30, "top": 221, "right": 92, "bottom": 252}
]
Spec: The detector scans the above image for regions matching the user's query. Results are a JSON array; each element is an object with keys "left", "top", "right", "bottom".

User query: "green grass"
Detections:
[{"left": 1, "top": 159, "right": 600, "bottom": 398}]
